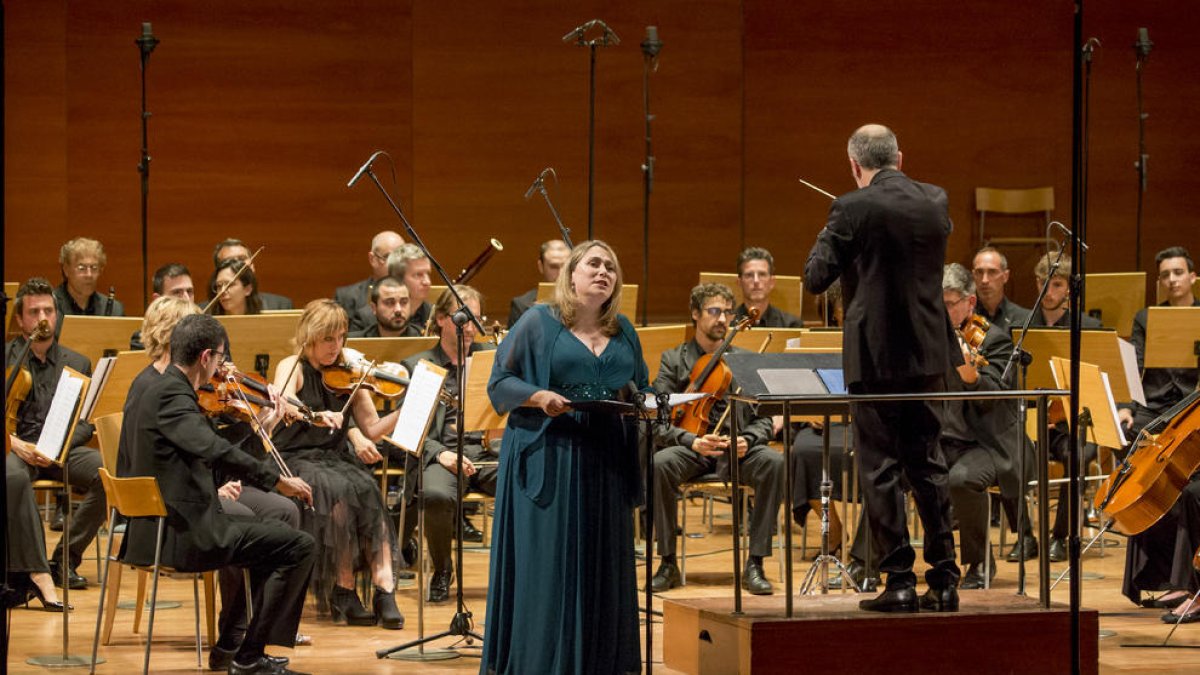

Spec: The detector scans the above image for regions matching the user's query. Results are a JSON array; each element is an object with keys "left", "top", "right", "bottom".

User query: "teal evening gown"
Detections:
[{"left": 482, "top": 303, "right": 649, "bottom": 675}]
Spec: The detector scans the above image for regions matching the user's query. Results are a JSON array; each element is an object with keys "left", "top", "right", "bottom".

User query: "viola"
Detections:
[
  {"left": 220, "top": 364, "right": 327, "bottom": 427},
  {"left": 672, "top": 308, "right": 758, "bottom": 436},
  {"left": 197, "top": 370, "right": 278, "bottom": 424},
  {"left": 5, "top": 320, "right": 52, "bottom": 437},
  {"left": 321, "top": 348, "right": 411, "bottom": 399},
  {"left": 1095, "top": 390, "right": 1200, "bottom": 535},
  {"left": 957, "top": 314, "right": 991, "bottom": 368}
]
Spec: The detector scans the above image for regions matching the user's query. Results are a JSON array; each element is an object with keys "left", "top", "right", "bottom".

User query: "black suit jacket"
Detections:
[
  {"left": 734, "top": 303, "right": 802, "bottom": 329},
  {"left": 122, "top": 366, "right": 281, "bottom": 571},
  {"left": 335, "top": 277, "right": 378, "bottom": 333},
  {"left": 975, "top": 296, "right": 1031, "bottom": 334},
  {"left": 804, "top": 168, "right": 955, "bottom": 386},
  {"left": 508, "top": 288, "right": 538, "bottom": 329},
  {"left": 259, "top": 291, "right": 294, "bottom": 311}
]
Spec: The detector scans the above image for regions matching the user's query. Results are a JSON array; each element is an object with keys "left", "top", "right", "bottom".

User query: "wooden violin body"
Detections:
[
  {"left": 1096, "top": 392, "right": 1200, "bottom": 535},
  {"left": 5, "top": 366, "right": 32, "bottom": 437},
  {"left": 321, "top": 359, "right": 410, "bottom": 398},
  {"left": 672, "top": 308, "right": 757, "bottom": 436}
]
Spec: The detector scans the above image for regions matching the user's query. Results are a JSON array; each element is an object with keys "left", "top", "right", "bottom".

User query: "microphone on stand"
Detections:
[
  {"left": 1135, "top": 27, "right": 1153, "bottom": 60},
  {"left": 1048, "top": 221, "right": 1089, "bottom": 252},
  {"left": 136, "top": 22, "right": 159, "bottom": 56},
  {"left": 347, "top": 151, "right": 385, "bottom": 188},
  {"left": 524, "top": 168, "right": 556, "bottom": 200},
  {"left": 105, "top": 286, "right": 116, "bottom": 316},
  {"left": 641, "top": 25, "right": 662, "bottom": 59}
]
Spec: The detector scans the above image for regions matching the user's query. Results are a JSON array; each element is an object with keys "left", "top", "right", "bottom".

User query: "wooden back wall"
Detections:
[{"left": 6, "top": 1, "right": 1196, "bottom": 324}]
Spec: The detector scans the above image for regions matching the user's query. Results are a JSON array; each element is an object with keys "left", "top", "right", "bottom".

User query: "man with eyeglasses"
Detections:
[
  {"left": 647, "top": 282, "right": 784, "bottom": 596},
  {"left": 334, "top": 230, "right": 405, "bottom": 333},
  {"left": 53, "top": 237, "right": 124, "bottom": 325},
  {"left": 212, "top": 238, "right": 294, "bottom": 311},
  {"left": 971, "top": 246, "right": 1029, "bottom": 332},
  {"left": 733, "top": 247, "right": 802, "bottom": 328}
]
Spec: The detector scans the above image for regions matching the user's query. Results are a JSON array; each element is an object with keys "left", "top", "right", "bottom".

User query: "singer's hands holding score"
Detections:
[{"left": 529, "top": 390, "right": 572, "bottom": 417}]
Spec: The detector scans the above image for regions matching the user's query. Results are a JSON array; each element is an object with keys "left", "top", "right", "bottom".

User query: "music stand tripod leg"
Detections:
[{"left": 799, "top": 415, "right": 859, "bottom": 595}]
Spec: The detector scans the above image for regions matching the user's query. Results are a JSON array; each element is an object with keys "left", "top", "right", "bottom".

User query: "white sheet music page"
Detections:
[
  {"left": 1100, "top": 372, "right": 1128, "bottom": 448},
  {"left": 387, "top": 359, "right": 447, "bottom": 455},
  {"left": 1117, "top": 338, "right": 1146, "bottom": 406},
  {"left": 35, "top": 370, "right": 85, "bottom": 462},
  {"left": 79, "top": 355, "right": 115, "bottom": 421}
]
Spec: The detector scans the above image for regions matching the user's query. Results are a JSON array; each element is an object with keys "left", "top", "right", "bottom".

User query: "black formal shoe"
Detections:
[
  {"left": 211, "top": 647, "right": 289, "bottom": 672},
  {"left": 859, "top": 586, "right": 919, "bottom": 613},
  {"left": 1048, "top": 538, "right": 1067, "bottom": 562},
  {"left": 741, "top": 561, "right": 774, "bottom": 596},
  {"left": 374, "top": 587, "right": 404, "bottom": 630},
  {"left": 461, "top": 517, "right": 484, "bottom": 543},
  {"left": 401, "top": 536, "right": 419, "bottom": 567},
  {"left": 428, "top": 569, "right": 452, "bottom": 604},
  {"left": 48, "top": 561, "right": 87, "bottom": 590},
  {"left": 1004, "top": 535, "right": 1039, "bottom": 563},
  {"left": 27, "top": 578, "right": 71, "bottom": 612},
  {"left": 959, "top": 560, "right": 996, "bottom": 590},
  {"left": 1161, "top": 603, "right": 1200, "bottom": 624},
  {"left": 650, "top": 561, "right": 681, "bottom": 593},
  {"left": 1142, "top": 593, "right": 1189, "bottom": 609},
  {"left": 228, "top": 655, "right": 308, "bottom": 675},
  {"left": 49, "top": 507, "right": 65, "bottom": 533},
  {"left": 828, "top": 560, "right": 878, "bottom": 592},
  {"left": 329, "top": 585, "right": 375, "bottom": 626},
  {"left": 918, "top": 586, "right": 960, "bottom": 612}
]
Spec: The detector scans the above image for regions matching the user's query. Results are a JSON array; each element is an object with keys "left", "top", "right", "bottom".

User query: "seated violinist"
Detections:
[
  {"left": 648, "top": 283, "right": 784, "bottom": 595},
  {"left": 348, "top": 276, "right": 412, "bottom": 338},
  {"left": 399, "top": 286, "right": 499, "bottom": 603},
  {"left": 733, "top": 247, "right": 802, "bottom": 328},
  {"left": 213, "top": 238, "right": 294, "bottom": 310},
  {"left": 209, "top": 259, "right": 264, "bottom": 316}
]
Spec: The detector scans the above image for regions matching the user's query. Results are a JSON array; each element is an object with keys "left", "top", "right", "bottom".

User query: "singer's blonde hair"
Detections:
[{"left": 552, "top": 240, "right": 624, "bottom": 337}]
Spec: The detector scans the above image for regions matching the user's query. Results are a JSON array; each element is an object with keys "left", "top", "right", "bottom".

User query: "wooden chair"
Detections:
[
  {"left": 976, "top": 186, "right": 1055, "bottom": 247},
  {"left": 90, "top": 468, "right": 215, "bottom": 675},
  {"left": 697, "top": 272, "right": 804, "bottom": 319}
]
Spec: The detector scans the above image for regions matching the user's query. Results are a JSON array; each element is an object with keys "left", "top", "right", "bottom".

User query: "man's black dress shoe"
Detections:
[
  {"left": 428, "top": 569, "right": 452, "bottom": 604},
  {"left": 859, "top": 586, "right": 918, "bottom": 613},
  {"left": 1048, "top": 537, "right": 1067, "bottom": 562},
  {"left": 959, "top": 560, "right": 996, "bottom": 590},
  {"left": 48, "top": 562, "right": 87, "bottom": 590},
  {"left": 741, "top": 561, "right": 774, "bottom": 596},
  {"left": 650, "top": 561, "right": 681, "bottom": 593},
  {"left": 828, "top": 560, "right": 877, "bottom": 592},
  {"left": 228, "top": 655, "right": 308, "bottom": 675},
  {"left": 461, "top": 518, "right": 484, "bottom": 543},
  {"left": 210, "top": 646, "right": 289, "bottom": 672},
  {"left": 1005, "top": 535, "right": 1039, "bottom": 563},
  {"left": 50, "top": 508, "right": 65, "bottom": 533},
  {"left": 918, "top": 586, "right": 960, "bottom": 612}
]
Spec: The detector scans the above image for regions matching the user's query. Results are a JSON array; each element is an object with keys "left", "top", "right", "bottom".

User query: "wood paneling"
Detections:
[{"left": 6, "top": 1, "right": 1197, "bottom": 323}]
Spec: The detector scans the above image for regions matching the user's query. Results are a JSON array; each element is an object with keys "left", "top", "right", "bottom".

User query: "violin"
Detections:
[
  {"left": 1094, "top": 390, "right": 1200, "bottom": 535},
  {"left": 321, "top": 348, "right": 411, "bottom": 399},
  {"left": 5, "top": 320, "right": 52, "bottom": 437},
  {"left": 672, "top": 308, "right": 758, "bottom": 436},
  {"left": 956, "top": 314, "right": 991, "bottom": 367}
]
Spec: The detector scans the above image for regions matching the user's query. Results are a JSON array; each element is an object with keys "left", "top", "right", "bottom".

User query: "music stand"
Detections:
[
  {"left": 724, "top": 352, "right": 856, "bottom": 617},
  {"left": 730, "top": 328, "right": 807, "bottom": 352},
  {"left": 1144, "top": 306, "right": 1200, "bottom": 370},
  {"left": 58, "top": 316, "right": 143, "bottom": 368},
  {"left": 345, "top": 337, "right": 438, "bottom": 365},
  {"left": 213, "top": 314, "right": 301, "bottom": 380},
  {"left": 461, "top": 349, "right": 507, "bottom": 434},
  {"left": 87, "top": 351, "right": 146, "bottom": 422},
  {"left": 539, "top": 282, "right": 638, "bottom": 319},
  {"left": 1013, "top": 328, "right": 1133, "bottom": 403},
  {"left": 1084, "top": 272, "right": 1145, "bottom": 338}
]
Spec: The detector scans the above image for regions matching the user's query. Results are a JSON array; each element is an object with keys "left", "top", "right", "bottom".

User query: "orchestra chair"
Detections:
[
  {"left": 90, "top": 468, "right": 215, "bottom": 675},
  {"left": 676, "top": 478, "right": 786, "bottom": 585},
  {"left": 697, "top": 272, "right": 804, "bottom": 320},
  {"left": 976, "top": 186, "right": 1055, "bottom": 247}
]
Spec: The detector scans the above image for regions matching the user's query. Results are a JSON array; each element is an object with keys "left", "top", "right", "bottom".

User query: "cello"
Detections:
[
  {"left": 672, "top": 308, "right": 758, "bottom": 436},
  {"left": 1094, "top": 390, "right": 1200, "bottom": 535}
]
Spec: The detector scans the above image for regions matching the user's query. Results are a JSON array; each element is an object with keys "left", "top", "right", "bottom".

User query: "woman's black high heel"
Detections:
[
  {"left": 28, "top": 578, "right": 71, "bottom": 612},
  {"left": 329, "top": 585, "right": 375, "bottom": 626},
  {"left": 373, "top": 586, "right": 404, "bottom": 630}
]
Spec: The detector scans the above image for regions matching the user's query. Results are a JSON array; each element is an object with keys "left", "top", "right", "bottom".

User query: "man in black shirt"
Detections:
[
  {"left": 6, "top": 278, "right": 105, "bottom": 589},
  {"left": 507, "top": 239, "right": 570, "bottom": 328},
  {"left": 348, "top": 276, "right": 414, "bottom": 338},
  {"left": 53, "top": 237, "right": 123, "bottom": 331},
  {"left": 334, "top": 230, "right": 405, "bottom": 333},
  {"left": 972, "top": 246, "right": 1030, "bottom": 332},
  {"left": 733, "top": 246, "right": 803, "bottom": 328},
  {"left": 388, "top": 243, "right": 434, "bottom": 333},
  {"left": 648, "top": 283, "right": 784, "bottom": 596}
]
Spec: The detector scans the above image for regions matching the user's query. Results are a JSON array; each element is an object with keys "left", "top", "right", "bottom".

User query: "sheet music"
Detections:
[
  {"left": 387, "top": 360, "right": 447, "bottom": 455},
  {"left": 1117, "top": 338, "right": 1146, "bottom": 406},
  {"left": 1100, "top": 372, "right": 1128, "bottom": 448},
  {"left": 35, "top": 370, "right": 84, "bottom": 462},
  {"left": 79, "top": 356, "right": 115, "bottom": 421},
  {"left": 638, "top": 393, "right": 707, "bottom": 411},
  {"left": 759, "top": 368, "right": 827, "bottom": 395}
]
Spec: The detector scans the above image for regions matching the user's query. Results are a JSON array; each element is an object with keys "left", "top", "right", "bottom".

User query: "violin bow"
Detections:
[
  {"left": 334, "top": 358, "right": 378, "bottom": 430},
  {"left": 223, "top": 373, "right": 314, "bottom": 511},
  {"left": 202, "top": 246, "right": 266, "bottom": 314}
]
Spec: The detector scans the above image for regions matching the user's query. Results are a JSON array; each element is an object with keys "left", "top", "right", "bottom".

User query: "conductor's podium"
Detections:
[{"left": 662, "top": 591, "right": 1098, "bottom": 675}]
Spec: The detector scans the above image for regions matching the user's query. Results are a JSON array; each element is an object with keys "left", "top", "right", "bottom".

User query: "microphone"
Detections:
[
  {"left": 641, "top": 26, "right": 662, "bottom": 59},
  {"left": 1048, "top": 221, "right": 1089, "bottom": 252},
  {"left": 562, "top": 19, "right": 620, "bottom": 46},
  {"left": 347, "top": 151, "right": 385, "bottom": 188},
  {"left": 1135, "top": 27, "right": 1153, "bottom": 59},
  {"left": 523, "top": 167, "right": 556, "bottom": 200},
  {"left": 105, "top": 286, "right": 116, "bottom": 316},
  {"left": 136, "top": 22, "right": 159, "bottom": 56}
]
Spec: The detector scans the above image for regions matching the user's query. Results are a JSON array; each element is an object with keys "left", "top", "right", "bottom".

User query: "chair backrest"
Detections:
[
  {"left": 97, "top": 468, "right": 168, "bottom": 519},
  {"left": 975, "top": 187, "right": 1054, "bottom": 215},
  {"left": 94, "top": 412, "right": 124, "bottom": 474},
  {"left": 697, "top": 272, "right": 804, "bottom": 318}
]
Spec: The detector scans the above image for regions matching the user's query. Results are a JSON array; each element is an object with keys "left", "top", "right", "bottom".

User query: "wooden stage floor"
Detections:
[{"left": 6, "top": 501, "right": 1200, "bottom": 673}]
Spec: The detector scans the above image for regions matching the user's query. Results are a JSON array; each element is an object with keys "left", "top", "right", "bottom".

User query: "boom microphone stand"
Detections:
[
  {"left": 136, "top": 22, "right": 158, "bottom": 310},
  {"left": 563, "top": 19, "right": 619, "bottom": 240},
  {"left": 524, "top": 167, "right": 574, "bottom": 248},
  {"left": 347, "top": 152, "right": 487, "bottom": 658}
]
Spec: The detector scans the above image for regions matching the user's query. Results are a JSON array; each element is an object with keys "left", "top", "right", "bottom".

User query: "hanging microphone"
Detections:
[
  {"left": 347, "top": 151, "right": 385, "bottom": 188},
  {"left": 641, "top": 26, "right": 662, "bottom": 59},
  {"left": 1135, "top": 27, "right": 1153, "bottom": 59},
  {"left": 136, "top": 22, "right": 159, "bottom": 56}
]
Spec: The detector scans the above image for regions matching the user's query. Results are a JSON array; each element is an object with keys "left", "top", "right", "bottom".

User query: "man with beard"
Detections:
[{"left": 348, "top": 276, "right": 413, "bottom": 338}]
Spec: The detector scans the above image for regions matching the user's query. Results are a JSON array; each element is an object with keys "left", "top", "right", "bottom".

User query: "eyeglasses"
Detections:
[
  {"left": 371, "top": 250, "right": 390, "bottom": 264},
  {"left": 702, "top": 307, "right": 736, "bottom": 318},
  {"left": 944, "top": 295, "right": 970, "bottom": 310},
  {"left": 209, "top": 350, "right": 227, "bottom": 364},
  {"left": 74, "top": 264, "right": 101, "bottom": 274}
]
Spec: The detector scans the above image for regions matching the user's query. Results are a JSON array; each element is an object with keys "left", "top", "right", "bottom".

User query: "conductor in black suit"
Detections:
[
  {"left": 123, "top": 314, "right": 315, "bottom": 675},
  {"left": 804, "top": 124, "right": 961, "bottom": 613}
]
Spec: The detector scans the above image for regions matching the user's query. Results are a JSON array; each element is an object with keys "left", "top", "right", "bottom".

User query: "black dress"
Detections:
[{"left": 273, "top": 360, "right": 393, "bottom": 605}]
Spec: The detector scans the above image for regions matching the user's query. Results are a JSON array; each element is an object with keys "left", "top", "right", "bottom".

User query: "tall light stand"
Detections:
[
  {"left": 639, "top": 27, "right": 661, "bottom": 327},
  {"left": 136, "top": 23, "right": 159, "bottom": 310},
  {"left": 563, "top": 19, "right": 619, "bottom": 240}
]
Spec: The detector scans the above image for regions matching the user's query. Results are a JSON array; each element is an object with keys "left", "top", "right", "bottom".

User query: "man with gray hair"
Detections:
[
  {"left": 388, "top": 243, "right": 433, "bottom": 331},
  {"left": 972, "top": 246, "right": 1029, "bottom": 331},
  {"left": 805, "top": 124, "right": 960, "bottom": 612},
  {"left": 334, "top": 230, "right": 405, "bottom": 333}
]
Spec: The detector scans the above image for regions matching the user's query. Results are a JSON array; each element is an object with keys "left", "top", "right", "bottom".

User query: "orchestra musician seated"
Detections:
[
  {"left": 507, "top": 239, "right": 570, "bottom": 328},
  {"left": 348, "top": 276, "right": 412, "bottom": 338},
  {"left": 130, "top": 262, "right": 196, "bottom": 350},
  {"left": 733, "top": 246, "right": 802, "bottom": 328},
  {"left": 398, "top": 285, "right": 499, "bottom": 603},
  {"left": 208, "top": 259, "right": 264, "bottom": 316},
  {"left": 648, "top": 283, "right": 784, "bottom": 595},
  {"left": 387, "top": 243, "right": 434, "bottom": 333},
  {"left": 53, "top": 237, "right": 124, "bottom": 326},
  {"left": 212, "top": 238, "right": 294, "bottom": 310},
  {"left": 971, "top": 246, "right": 1030, "bottom": 332},
  {"left": 334, "top": 230, "right": 405, "bottom": 333}
]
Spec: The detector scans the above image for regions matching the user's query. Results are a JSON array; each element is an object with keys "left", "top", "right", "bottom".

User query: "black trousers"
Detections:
[
  {"left": 218, "top": 517, "right": 314, "bottom": 661},
  {"left": 5, "top": 445, "right": 106, "bottom": 570},
  {"left": 1047, "top": 423, "right": 1099, "bottom": 540},
  {"left": 401, "top": 444, "right": 499, "bottom": 573},
  {"left": 1122, "top": 477, "right": 1200, "bottom": 605},
  {"left": 852, "top": 376, "right": 960, "bottom": 590},
  {"left": 652, "top": 444, "right": 784, "bottom": 559},
  {"left": 217, "top": 487, "right": 302, "bottom": 649}
]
